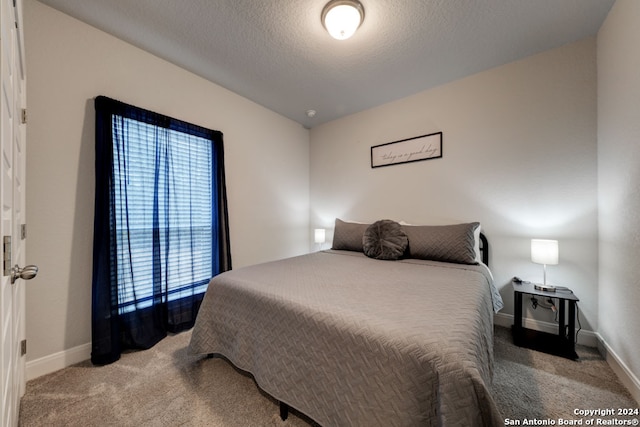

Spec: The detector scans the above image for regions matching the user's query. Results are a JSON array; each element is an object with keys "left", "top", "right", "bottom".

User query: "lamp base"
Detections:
[{"left": 534, "top": 283, "right": 556, "bottom": 292}]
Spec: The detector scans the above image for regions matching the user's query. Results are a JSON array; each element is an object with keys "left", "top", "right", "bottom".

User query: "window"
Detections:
[
  {"left": 91, "top": 96, "right": 231, "bottom": 365},
  {"left": 112, "top": 117, "right": 213, "bottom": 313}
]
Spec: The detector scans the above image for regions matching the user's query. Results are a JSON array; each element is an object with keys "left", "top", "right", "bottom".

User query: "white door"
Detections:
[{"left": 0, "top": 0, "right": 29, "bottom": 425}]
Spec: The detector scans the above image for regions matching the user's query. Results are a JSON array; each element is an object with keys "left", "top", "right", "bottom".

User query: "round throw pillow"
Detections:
[{"left": 362, "top": 220, "right": 408, "bottom": 260}]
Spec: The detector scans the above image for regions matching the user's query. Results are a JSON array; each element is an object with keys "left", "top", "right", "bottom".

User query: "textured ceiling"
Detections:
[{"left": 36, "top": 0, "right": 614, "bottom": 129}]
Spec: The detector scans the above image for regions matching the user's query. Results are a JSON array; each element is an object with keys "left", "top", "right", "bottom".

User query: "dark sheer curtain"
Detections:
[{"left": 92, "top": 96, "right": 231, "bottom": 365}]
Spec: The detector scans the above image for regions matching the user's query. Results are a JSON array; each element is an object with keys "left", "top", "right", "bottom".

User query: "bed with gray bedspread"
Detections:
[{"left": 189, "top": 249, "right": 504, "bottom": 426}]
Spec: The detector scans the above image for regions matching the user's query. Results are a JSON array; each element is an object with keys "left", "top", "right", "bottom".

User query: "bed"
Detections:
[{"left": 189, "top": 220, "right": 504, "bottom": 426}]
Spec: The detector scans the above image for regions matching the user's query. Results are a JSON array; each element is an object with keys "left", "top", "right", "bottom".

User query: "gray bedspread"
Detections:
[{"left": 189, "top": 250, "right": 503, "bottom": 426}]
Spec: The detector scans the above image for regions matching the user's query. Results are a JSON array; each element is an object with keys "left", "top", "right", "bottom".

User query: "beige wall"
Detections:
[
  {"left": 24, "top": 1, "right": 309, "bottom": 362},
  {"left": 310, "top": 38, "right": 598, "bottom": 331},
  {"left": 597, "top": 0, "right": 640, "bottom": 399}
]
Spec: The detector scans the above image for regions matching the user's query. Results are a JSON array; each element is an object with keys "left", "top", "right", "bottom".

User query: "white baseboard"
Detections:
[
  {"left": 493, "top": 312, "right": 598, "bottom": 347},
  {"left": 596, "top": 333, "right": 640, "bottom": 405},
  {"left": 26, "top": 342, "right": 91, "bottom": 381},
  {"left": 494, "top": 313, "right": 639, "bottom": 404},
  {"left": 26, "top": 315, "right": 591, "bottom": 380},
  {"left": 24, "top": 320, "right": 640, "bottom": 406}
]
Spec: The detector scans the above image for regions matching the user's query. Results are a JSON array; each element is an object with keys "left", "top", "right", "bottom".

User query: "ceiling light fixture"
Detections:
[{"left": 321, "top": 0, "right": 365, "bottom": 40}]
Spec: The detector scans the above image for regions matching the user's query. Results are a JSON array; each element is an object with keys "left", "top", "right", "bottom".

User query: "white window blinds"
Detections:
[{"left": 112, "top": 116, "right": 213, "bottom": 313}]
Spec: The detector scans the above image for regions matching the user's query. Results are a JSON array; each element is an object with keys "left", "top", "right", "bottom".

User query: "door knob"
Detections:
[{"left": 11, "top": 264, "right": 38, "bottom": 284}]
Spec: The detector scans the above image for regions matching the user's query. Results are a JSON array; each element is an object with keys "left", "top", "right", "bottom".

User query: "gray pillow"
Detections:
[
  {"left": 403, "top": 222, "right": 480, "bottom": 264},
  {"left": 332, "top": 219, "right": 370, "bottom": 252},
  {"left": 362, "top": 220, "right": 408, "bottom": 260}
]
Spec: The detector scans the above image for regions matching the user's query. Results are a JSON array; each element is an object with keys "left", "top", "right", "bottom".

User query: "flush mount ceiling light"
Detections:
[{"left": 322, "top": 0, "right": 365, "bottom": 40}]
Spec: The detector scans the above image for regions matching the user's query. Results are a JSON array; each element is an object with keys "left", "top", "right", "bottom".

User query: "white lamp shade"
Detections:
[
  {"left": 531, "top": 239, "right": 559, "bottom": 265},
  {"left": 314, "top": 228, "right": 326, "bottom": 244},
  {"left": 322, "top": 1, "right": 364, "bottom": 40}
]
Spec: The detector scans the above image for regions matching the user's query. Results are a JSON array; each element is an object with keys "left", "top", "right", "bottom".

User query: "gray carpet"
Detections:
[{"left": 19, "top": 326, "right": 637, "bottom": 426}]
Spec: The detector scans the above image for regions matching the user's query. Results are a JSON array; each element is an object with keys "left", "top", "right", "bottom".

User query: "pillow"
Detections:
[
  {"left": 332, "top": 218, "right": 370, "bottom": 252},
  {"left": 362, "top": 220, "right": 408, "bottom": 260},
  {"left": 402, "top": 222, "right": 480, "bottom": 264}
]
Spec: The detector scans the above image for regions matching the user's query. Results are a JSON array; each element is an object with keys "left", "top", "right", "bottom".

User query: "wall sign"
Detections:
[{"left": 371, "top": 132, "right": 442, "bottom": 168}]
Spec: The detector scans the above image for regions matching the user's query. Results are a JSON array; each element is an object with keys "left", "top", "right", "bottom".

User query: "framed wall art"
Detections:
[{"left": 370, "top": 132, "right": 442, "bottom": 168}]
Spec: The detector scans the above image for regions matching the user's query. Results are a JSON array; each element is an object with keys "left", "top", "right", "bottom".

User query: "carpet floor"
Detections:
[{"left": 19, "top": 326, "right": 637, "bottom": 426}]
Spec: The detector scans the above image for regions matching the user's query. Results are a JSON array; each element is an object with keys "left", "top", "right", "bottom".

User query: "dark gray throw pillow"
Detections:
[
  {"left": 402, "top": 222, "right": 480, "bottom": 264},
  {"left": 362, "top": 220, "right": 408, "bottom": 260},
  {"left": 332, "top": 218, "right": 370, "bottom": 252}
]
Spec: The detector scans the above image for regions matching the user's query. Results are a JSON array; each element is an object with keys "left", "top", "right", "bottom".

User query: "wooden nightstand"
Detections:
[{"left": 512, "top": 280, "right": 579, "bottom": 360}]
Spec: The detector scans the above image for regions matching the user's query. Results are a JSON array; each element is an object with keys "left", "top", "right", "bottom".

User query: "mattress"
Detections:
[{"left": 189, "top": 250, "right": 503, "bottom": 426}]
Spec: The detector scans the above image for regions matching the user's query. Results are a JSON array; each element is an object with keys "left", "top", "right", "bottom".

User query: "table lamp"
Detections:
[
  {"left": 314, "top": 228, "right": 326, "bottom": 250},
  {"left": 531, "top": 239, "right": 558, "bottom": 292}
]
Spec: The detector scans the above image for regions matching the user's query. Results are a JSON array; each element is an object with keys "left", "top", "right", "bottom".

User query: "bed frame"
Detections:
[{"left": 480, "top": 232, "right": 489, "bottom": 265}]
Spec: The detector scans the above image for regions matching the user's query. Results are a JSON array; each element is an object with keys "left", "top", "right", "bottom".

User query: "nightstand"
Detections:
[{"left": 512, "top": 280, "right": 579, "bottom": 360}]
